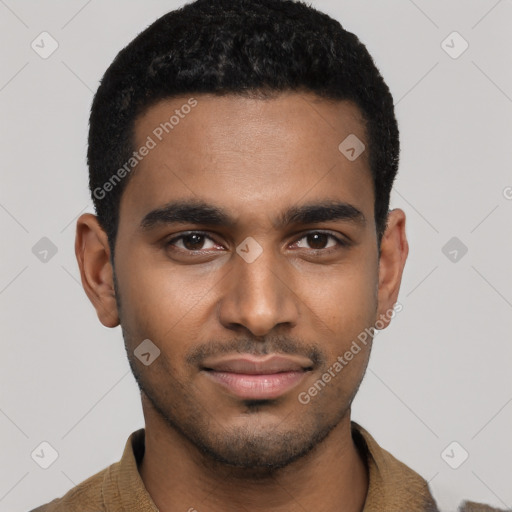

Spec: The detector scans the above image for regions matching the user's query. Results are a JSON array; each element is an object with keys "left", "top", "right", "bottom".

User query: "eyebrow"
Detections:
[
  {"left": 276, "top": 201, "right": 366, "bottom": 229},
  {"left": 139, "top": 199, "right": 366, "bottom": 231}
]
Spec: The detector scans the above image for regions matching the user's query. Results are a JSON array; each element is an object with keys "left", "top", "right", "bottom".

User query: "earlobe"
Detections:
[
  {"left": 375, "top": 208, "right": 409, "bottom": 330},
  {"left": 75, "top": 213, "right": 120, "bottom": 328}
]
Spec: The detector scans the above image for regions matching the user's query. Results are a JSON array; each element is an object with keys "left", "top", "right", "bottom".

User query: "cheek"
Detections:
[
  {"left": 116, "top": 250, "right": 219, "bottom": 344},
  {"left": 305, "top": 268, "right": 376, "bottom": 398},
  {"left": 300, "top": 255, "right": 378, "bottom": 339}
]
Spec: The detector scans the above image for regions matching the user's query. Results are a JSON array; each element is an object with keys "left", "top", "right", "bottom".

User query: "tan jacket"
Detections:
[{"left": 28, "top": 421, "right": 502, "bottom": 512}]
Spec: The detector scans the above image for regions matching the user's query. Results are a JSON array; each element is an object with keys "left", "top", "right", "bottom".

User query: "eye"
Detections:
[
  {"left": 291, "top": 232, "right": 349, "bottom": 252},
  {"left": 166, "top": 232, "right": 222, "bottom": 252}
]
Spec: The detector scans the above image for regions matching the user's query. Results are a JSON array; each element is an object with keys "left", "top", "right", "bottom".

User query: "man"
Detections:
[{"left": 30, "top": 0, "right": 503, "bottom": 511}]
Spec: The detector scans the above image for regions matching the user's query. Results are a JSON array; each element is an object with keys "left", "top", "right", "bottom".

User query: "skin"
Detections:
[{"left": 75, "top": 92, "right": 408, "bottom": 512}]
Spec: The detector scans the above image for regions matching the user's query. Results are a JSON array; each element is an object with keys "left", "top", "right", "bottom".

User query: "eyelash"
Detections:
[{"left": 165, "top": 230, "right": 350, "bottom": 255}]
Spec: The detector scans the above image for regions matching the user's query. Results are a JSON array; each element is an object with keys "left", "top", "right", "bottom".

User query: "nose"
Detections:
[{"left": 217, "top": 243, "right": 300, "bottom": 337}]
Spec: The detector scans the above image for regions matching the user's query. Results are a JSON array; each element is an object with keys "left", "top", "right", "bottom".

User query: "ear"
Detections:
[
  {"left": 375, "top": 208, "right": 409, "bottom": 329},
  {"left": 75, "top": 213, "right": 120, "bottom": 328}
]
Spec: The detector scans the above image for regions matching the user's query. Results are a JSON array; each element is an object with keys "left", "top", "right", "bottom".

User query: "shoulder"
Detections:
[
  {"left": 457, "top": 500, "right": 512, "bottom": 512},
  {"left": 351, "top": 421, "right": 440, "bottom": 511},
  {"left": 28, "top": 428, "right": 147, "bottom": 512},
  {"left": 27, "top": 463, "right": 114, "bottom": 512}
]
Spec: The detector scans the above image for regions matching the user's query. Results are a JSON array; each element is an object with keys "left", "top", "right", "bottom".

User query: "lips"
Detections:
[
  {"left": 203, "top": 354, "right": 312, "bottom": 374},
  {"left": 201, "top": 354, "right": 313, "bottom": 400}
]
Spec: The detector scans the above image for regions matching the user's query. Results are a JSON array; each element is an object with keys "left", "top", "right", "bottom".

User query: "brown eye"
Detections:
[
  {"left": 293, "top": 232, "right": 347, "bottom": 251},
  {"left": 180, "top": 234, "right": 206, "bottom": 250},
  {"left": 305, "top": 233, "right": 330, "bottom": 250},
  {"left": 166, "top": 232, "right": 219, "bottom": 252}
]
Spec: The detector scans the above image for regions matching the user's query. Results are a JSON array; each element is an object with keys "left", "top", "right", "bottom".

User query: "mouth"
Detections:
[{"left": 201, "top": 354, "right": 313, "bottom": 400}]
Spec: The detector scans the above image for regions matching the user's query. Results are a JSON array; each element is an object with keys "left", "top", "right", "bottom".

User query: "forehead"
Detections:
[{"left": 119, "top": 92, "right": 374, "bottom": 232}]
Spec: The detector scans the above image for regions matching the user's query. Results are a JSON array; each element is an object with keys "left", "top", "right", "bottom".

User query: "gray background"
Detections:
[{"left": 1, "top": 1, "right": 511, "bottom": 511}]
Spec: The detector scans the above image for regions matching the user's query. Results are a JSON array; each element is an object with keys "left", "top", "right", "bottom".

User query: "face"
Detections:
[{"left": 77, "top": 92, "right": 408, "bottom": 470}]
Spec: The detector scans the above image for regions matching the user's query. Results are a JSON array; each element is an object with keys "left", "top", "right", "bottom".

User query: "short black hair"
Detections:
[{"left": 88, "top": 0, "right": 399, "bottom": 260}]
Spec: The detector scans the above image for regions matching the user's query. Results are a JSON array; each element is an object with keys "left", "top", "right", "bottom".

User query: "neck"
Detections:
[{"left": 139, "top": 401, "right": 369, "bottom": 512}]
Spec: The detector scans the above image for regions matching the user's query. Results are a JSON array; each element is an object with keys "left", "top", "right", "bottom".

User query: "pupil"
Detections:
[
  {"left": 185, "top": 234, "right": 204, "bottom": 250},
  {"left": 308, "top": 233, "right": 327, "bottom": 249}
]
